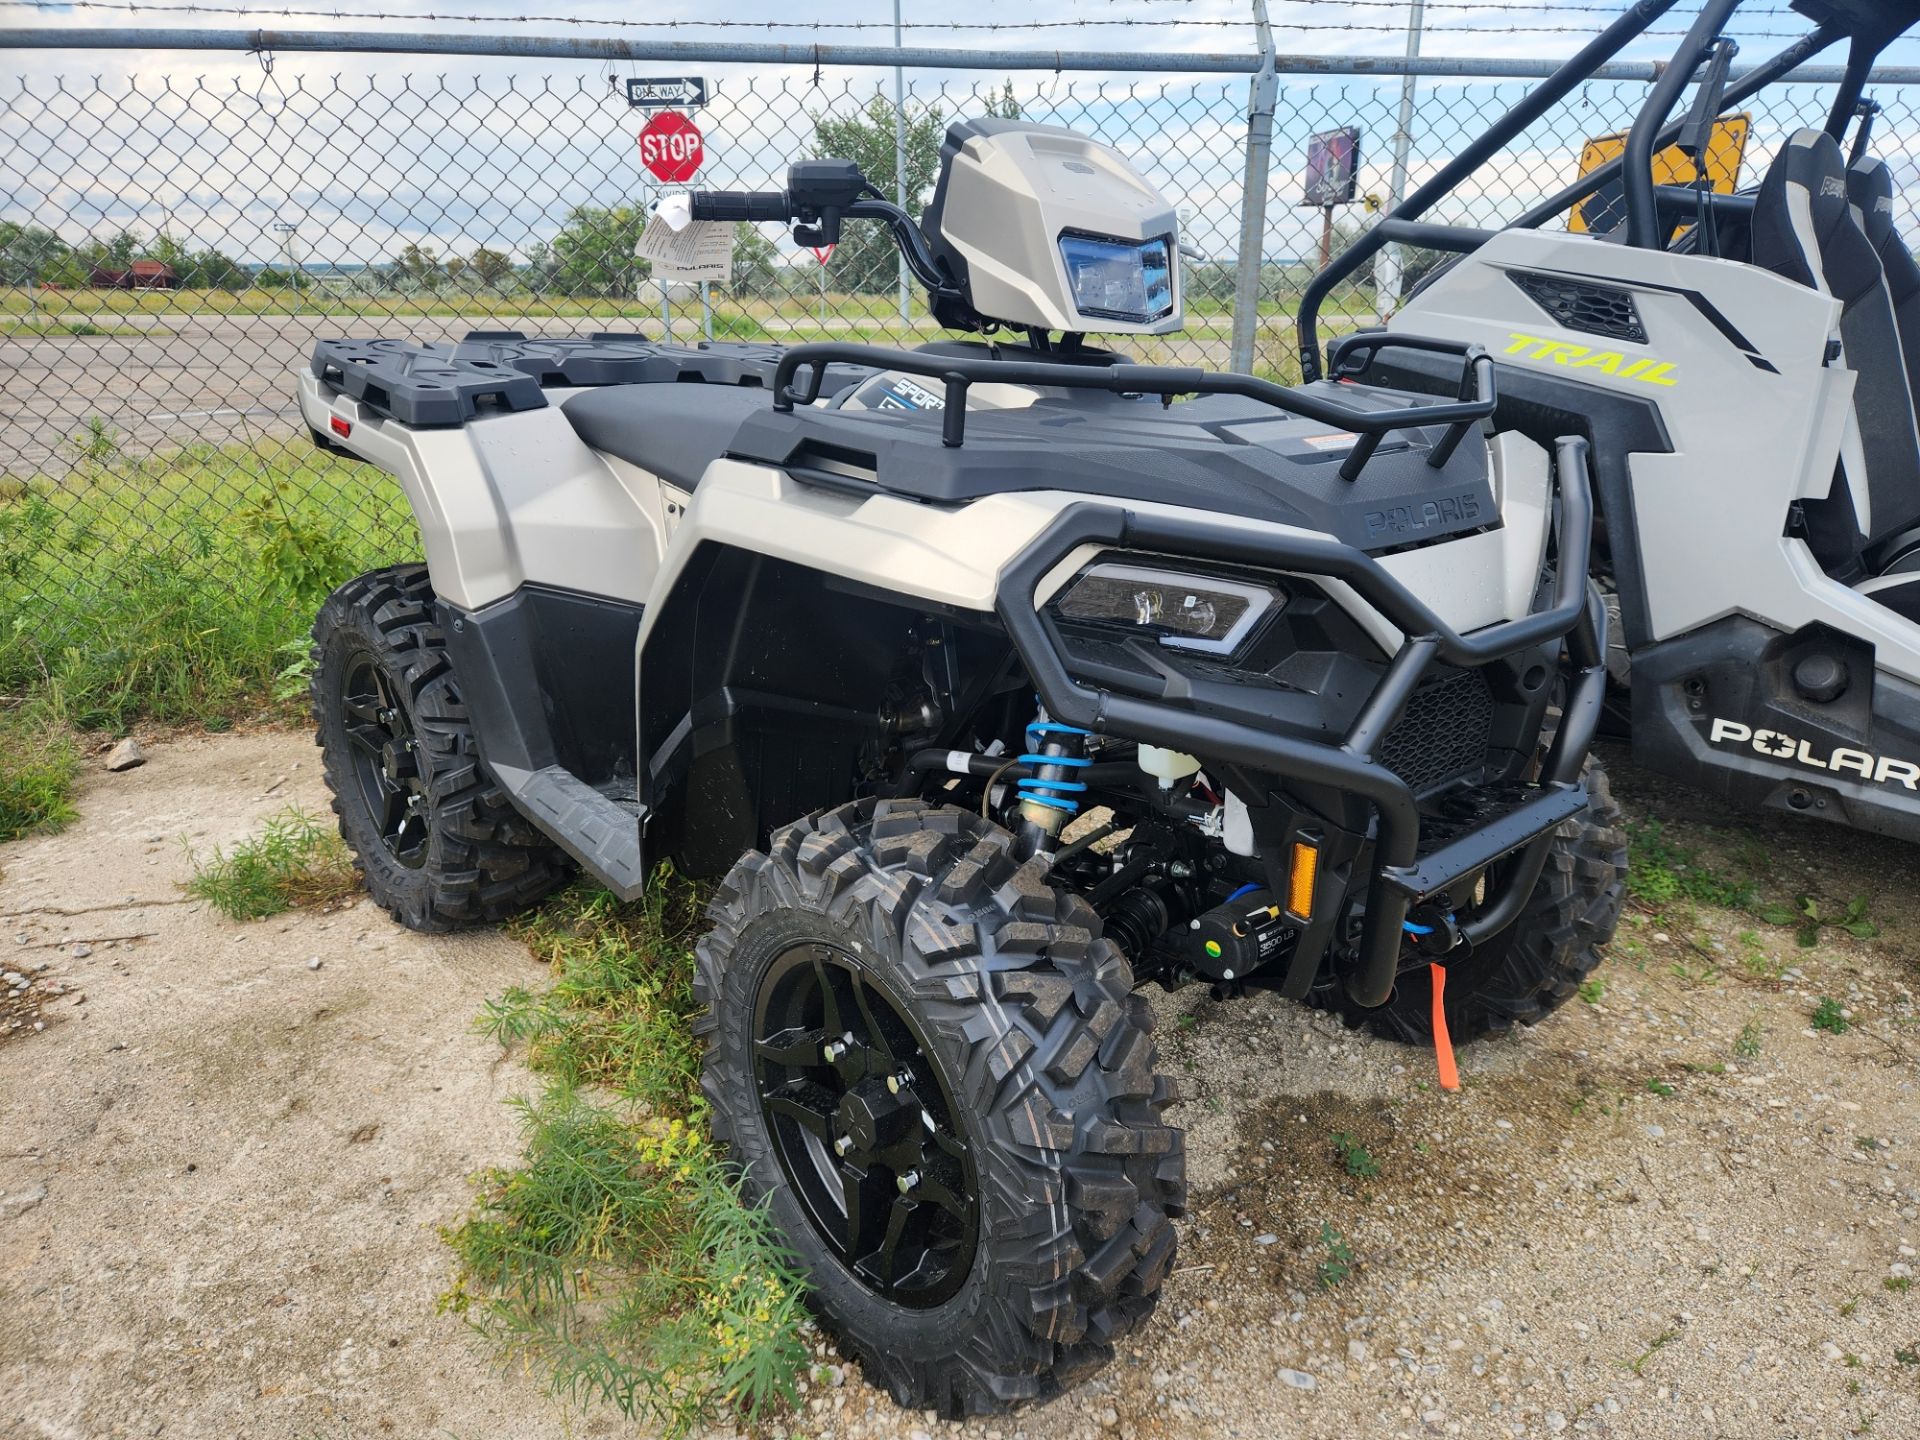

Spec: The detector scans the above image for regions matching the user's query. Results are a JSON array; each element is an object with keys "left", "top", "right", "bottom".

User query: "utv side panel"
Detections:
[{"left": 1632, "top": 615, "right": 1920, "bottom": 844}]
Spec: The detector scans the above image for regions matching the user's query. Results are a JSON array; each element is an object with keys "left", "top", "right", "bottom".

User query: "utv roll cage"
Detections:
[{"left": 1296, "top": 0, "right": 1913, "bottom": 378}]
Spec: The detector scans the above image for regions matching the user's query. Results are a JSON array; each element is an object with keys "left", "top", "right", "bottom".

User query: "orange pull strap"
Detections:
[{"left": 1429, "top": 963, "right": 1460, "bottom": 1092}]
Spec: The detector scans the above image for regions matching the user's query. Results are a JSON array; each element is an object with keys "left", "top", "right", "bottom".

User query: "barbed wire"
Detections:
[{"left": 0, "top": 0, "right": 1818, "bottom": 37}]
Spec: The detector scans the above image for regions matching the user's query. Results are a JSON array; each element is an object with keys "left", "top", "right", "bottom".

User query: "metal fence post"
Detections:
[
  {"left": 1229, "top": 0, "right": 1277, "bottom": 376},
  {"left": 1375, "top": 0, "right": 1427, "bottom": 322}
]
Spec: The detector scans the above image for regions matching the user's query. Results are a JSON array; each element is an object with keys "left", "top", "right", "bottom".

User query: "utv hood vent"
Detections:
[{"left": 1509, "top": 270, "right": 1648, "bottom": 345}]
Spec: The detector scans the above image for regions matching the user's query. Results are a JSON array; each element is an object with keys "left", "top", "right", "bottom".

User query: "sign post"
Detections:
[
  {"left": 637, "top": 112, "right": 708, "bottom": 340},
  {"left": 1300, "top": 125, "right": 1362, "bottom": 270},
  {"left": 810, "top": 244, "right": 834, "bottom": 328}
]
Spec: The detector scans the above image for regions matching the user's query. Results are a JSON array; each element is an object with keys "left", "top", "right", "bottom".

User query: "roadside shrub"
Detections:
[
  {"left": 0, "top": 703, "right": 79, "bottom": 841},
  {"left": 186, "top": 806, "right": 359, "bottom": 919},
  {"left": 442, "top": 874, "right": 808, "bottom": 1436}
]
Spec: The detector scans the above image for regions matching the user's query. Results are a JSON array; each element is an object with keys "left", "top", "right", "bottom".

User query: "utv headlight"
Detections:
[
  {"left": 1053, "top": 562, "right": 1278, "bottom": 654},
  {"left": 1057, "top": 232, "right": 1175, "bottom": 324}
]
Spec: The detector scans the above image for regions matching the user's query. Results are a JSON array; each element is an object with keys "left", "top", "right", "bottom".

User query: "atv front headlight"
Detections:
[
  {"left": 1057, "top": 232, "right": 1175, "bottom": 324},
  {"left": 1052, "top": 562, "right": 1278, "bottom": 654}
]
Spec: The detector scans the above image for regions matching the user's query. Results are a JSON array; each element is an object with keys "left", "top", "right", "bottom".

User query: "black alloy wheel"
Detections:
[
  {"left": 753, "top": 942, "right": 979, "bottom": 1307},
  {"left": 339, "top": 653, "right": 430, "bottom": 868}
]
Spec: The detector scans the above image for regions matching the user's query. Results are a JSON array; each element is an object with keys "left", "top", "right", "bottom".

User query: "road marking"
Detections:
[{"left": 145, "top": 405, "right": 299, "bottom": 422}]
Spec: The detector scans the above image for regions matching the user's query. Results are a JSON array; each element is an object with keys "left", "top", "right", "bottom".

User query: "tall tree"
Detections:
[
  {"left": 468, "top": 246, "right": 515, "bottom": 290},
  {"left": 392, "top": 241, "right": 442, "bottom": 291},
  {"left": 550, "top": 205, "right": 651, "bottom": 298},
  {"left": 810, "top": 94, "right": 945, "bottom": 297},
  {"left": 729, "top": 223, "right": 781, "bottom": 299},
  {"left": 0, "top": 222, "right": 70, "bottom": 285}
]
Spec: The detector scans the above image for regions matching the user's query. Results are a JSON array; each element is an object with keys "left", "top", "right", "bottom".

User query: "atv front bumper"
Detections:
[{"left": 997, "top": 435, "right": 1606, "bottom": 1009}]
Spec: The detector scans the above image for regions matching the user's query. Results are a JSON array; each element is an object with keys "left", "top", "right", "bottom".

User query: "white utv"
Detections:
[
  {"left": 299, "top": 118, "right": 1624, "bottom": 1413},
  {"left": 1305, "top": 0, "right": 1920, "bottom": 847}
]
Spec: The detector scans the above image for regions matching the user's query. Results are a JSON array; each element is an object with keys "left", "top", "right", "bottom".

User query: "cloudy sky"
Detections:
[{"left": 5, "top": 1, "right": 1916, "bottom": 265}]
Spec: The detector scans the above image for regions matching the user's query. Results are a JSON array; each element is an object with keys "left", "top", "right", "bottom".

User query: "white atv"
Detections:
[
  {"left": 299, "top": 118, "right": 1623, "bottom": 1413},
  {"left": 1305, "top": 0, "right": 1920, "bottom": 846}
]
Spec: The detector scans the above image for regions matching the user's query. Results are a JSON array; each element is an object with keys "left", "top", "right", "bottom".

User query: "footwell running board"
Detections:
[{"left": 491, "top": 763, "right": 647, "bottom": 900}]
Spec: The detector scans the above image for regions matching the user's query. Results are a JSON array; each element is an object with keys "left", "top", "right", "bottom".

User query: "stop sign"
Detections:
[{"left": 638, "top": 111, "right": 704, "bottom": 184}]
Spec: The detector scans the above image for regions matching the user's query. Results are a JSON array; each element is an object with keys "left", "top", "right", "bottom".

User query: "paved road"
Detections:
[{"left": 1, "top": 311, "right": 1247, "bottom": 477}]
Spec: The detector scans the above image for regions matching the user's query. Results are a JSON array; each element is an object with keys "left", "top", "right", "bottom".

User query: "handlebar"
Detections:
[{"left": 687, "top": 190, "right": 792, "bottom": 223}]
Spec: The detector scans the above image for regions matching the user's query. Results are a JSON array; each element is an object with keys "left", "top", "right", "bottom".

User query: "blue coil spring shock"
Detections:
[{"left": 1017, "top": 718, "right": 1094, "bottom": 842}]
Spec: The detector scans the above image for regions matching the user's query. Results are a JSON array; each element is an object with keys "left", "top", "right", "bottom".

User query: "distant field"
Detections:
[{"left": 0, "top": 284, "right": 1379, "bottom": 328}]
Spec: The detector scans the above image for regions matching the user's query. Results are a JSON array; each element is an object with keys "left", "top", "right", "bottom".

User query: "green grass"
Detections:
[
  {"left": 441, "top": 874, "right": 808, "bottom": 1436},
  {"left": 1315, "top": 1221, "right": 1356, "bottom": 1289},
  {"left": 0, "top": 435, "right": 412, "bottom": 840},
  {"left": 0, "top": 701, "right": 81, "bottom": 841},
  {"left": 185, "top": 807, "right": 359, "bottom": 920},
  {"left": 1812, "top": 996, "right": 1851, "bottom": 1035},
  {"left": 1626, "top": 817, "right": 1760, "bottom": 910},
  {"left": 2, "top": 436, "right": 411, "bottom": 732},
  {"left": 1331, "top": 1130, "right": 1380, "bottom": 1179}
]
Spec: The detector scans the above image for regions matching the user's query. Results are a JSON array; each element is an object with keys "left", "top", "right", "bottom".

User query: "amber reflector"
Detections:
[{"left": 1287, "top": 841, "right": 1318, "bottom": 920}]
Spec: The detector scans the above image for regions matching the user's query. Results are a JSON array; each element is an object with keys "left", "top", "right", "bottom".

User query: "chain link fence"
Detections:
[{"left": 3, "top": 51, "right": 1917, "bottom": 651}]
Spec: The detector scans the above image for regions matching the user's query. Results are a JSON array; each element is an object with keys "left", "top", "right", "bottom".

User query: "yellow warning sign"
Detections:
[{"left": 1569, "top": 113, "right": 1752, "bottom": 236}]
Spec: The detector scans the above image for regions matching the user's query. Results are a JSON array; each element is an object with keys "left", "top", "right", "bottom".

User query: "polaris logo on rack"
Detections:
[
  {"left": 1364, "top": 493, "right": 1482, "bottom": 540},
  {"left": 1708, "top": 718, "right": 1920, "bottom": 789}
]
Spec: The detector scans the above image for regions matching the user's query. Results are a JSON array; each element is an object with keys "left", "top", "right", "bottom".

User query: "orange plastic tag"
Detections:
[{"left": 1430, "top": 963, "right": 1460, "bottom": 1092}]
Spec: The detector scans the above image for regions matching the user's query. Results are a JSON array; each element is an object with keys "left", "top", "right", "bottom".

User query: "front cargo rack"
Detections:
[
  {"left": 770, "top": 334, "right": 1496, "bottom": 482},
  {"left": 309, "top": 332, "right": 877, "bottom": 427}
]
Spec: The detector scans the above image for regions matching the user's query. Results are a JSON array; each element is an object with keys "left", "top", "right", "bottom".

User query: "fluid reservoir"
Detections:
[{"left": 1138, "top": 745, "right": 1201, "bottom": 786}]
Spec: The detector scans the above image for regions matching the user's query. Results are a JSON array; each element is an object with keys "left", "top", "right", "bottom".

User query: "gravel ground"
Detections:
[{"left": 3, "top": 734, "right": 1917, "bottom": 1440}]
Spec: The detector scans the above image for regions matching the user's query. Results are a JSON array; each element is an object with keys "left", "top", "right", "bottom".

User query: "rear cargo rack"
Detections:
[
  {"left": 309, "top": 333, "right": 876, "bottom": 427},
  {"left": 771, "top": 335, "right": 1495, "bottom": 483}
]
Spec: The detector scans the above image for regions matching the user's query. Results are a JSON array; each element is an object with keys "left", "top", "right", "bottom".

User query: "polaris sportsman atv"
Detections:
[
  {"left": 299, "top": 120, "right": 1624, "bottom": 1413},
  {"left": 1305, "top": 0, "right": 1920, "bottom": 846}
]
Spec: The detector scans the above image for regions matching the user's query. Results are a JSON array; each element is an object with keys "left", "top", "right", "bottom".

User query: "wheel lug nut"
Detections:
[
  {"left": 823, "top": 1040, "right": 846, "bottom": 1062},
  {"left": 896, "top": 1169, "right": 919, "bottom": 1194},
  {"left": 886, "top": 1070, "right": 912, "bottom": 1095},
  {"left": 834, "top": 1136, "right": 853, "bottom": 1157}
]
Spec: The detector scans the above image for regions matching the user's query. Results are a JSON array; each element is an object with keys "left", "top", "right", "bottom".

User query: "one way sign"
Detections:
[{"left": 625, "top": 76, "right": 708, "bottom": 108}]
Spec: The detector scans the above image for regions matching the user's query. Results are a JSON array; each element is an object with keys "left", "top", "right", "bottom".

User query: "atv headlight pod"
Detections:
[
  {"left": 1053, "top": 562, "right": 1278, "bottom": 654},
  {"left": 1057, "top": 231, "right": 1175, "bottom": 324}
]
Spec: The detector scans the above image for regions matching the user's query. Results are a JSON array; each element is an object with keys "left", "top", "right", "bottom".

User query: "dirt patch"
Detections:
[
  {"left": 0, "top": 733, "right": 617, "bottom": 1440},
  {"left": 4, "top": 733, "right": 1919, "bottom": 1440}
]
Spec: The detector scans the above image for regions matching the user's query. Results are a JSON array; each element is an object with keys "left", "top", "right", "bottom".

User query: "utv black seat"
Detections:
[
  {"left": 561, "top": 382, "right": 772, "bottom": 491},
  {"left": 1844, "top": 155, "right": 1920, "bottom": 579},
  {"left": 1751, "top": 128, "right": 1920, "bottom": 582}
]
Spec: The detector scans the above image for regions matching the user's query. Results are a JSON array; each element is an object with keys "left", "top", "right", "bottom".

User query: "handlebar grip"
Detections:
[{"left": 687, "top": 190, "right": 792, "bottom": 223}]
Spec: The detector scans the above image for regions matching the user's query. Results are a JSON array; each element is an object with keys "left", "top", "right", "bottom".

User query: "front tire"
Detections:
[
  {"left": 1319, "top": 761, "right": 1628, "bottom": 1046},
  {"left": 311, "top": 565, "right": 567, "bottom": 932},
  {"left": 695, "top": 799, "right": 1184, "bottom": 1416}
]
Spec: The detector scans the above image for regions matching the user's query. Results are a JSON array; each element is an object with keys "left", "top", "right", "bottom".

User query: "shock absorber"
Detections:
[{"left": 1016, "top": 715, "right": 1093, "bottom": 856}]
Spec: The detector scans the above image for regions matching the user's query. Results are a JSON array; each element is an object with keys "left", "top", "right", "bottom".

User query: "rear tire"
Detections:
[
  {"left": 311, "top": 565, "right": 567, "bottom": 932},
  {"left": 1317, "top": 761, "right": 1627, "bottom": 1046},
  {"left": 695, "top": 799, "right": 1184, "bottom": 1415}
]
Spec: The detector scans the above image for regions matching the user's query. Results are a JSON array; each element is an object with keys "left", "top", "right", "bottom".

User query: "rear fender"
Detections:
[{"left": 296, "top": 370, "right": 666, "bottom": 609}]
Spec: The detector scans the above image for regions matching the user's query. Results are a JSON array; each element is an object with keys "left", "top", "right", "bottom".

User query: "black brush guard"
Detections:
[{"left": 993, "top": 438, "right": 1605, "bottom": 1010}]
